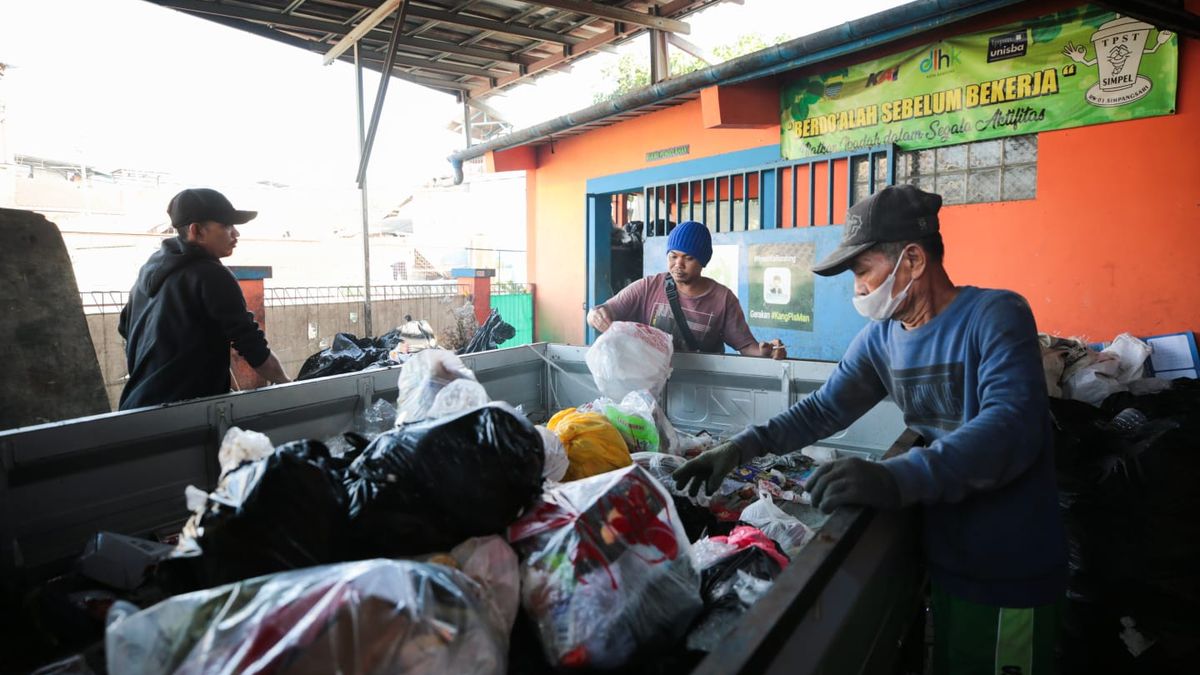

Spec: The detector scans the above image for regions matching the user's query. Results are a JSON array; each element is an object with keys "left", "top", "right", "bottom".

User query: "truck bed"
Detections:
[{"left": 0, "top": 343, "right": 923, "bottom": 674}]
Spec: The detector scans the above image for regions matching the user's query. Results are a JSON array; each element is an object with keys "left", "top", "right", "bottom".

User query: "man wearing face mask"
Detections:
[
  {"left": 673, "top": 185, "right": 1065, "bottom": 675},
  {"left": 587, "top": 220, "right": 786, "bottom": 359}
]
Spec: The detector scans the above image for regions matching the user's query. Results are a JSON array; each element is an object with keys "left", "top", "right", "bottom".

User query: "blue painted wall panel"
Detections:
[{"left": 644, "top": 227, "right": 866, "bottom": 362}]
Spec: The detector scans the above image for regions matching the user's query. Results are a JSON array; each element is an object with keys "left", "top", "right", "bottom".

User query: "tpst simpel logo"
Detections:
[
  {"left": 919, "top": 45, "right": 961, "bottom": 73},
  {"left": 987, "top": 30, "right": 1028, "bottom": 63}
]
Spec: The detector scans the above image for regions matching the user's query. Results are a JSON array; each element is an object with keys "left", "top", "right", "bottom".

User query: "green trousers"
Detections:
[{"left": 932, "top": 584, "right": 1059, "bottom": 675}]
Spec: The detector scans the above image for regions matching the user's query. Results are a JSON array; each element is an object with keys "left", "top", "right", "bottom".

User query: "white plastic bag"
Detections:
[
  {"left": 217, "top": 427, "right": 273, "bottom": 477},
  {"left": 1103, "top": 333, "right": 1152, "bottom": 384},
  {"left": 427, "top": 379, "right": 490, "bottom": 420},
  {"left": 395, "top": 349, "right": 478, "bottom": 426},
  {"left": 536, "top": 424, "right": 569, "bottom": 482},
  {"left": 1062, "top": 352, "right": 1125, "bottom": 407},
  {"left": 586, "top": 322, "right": 674, "bottom": 400},
  {"left": 739, "top": 490, "right": 813, "bottom": 555}
]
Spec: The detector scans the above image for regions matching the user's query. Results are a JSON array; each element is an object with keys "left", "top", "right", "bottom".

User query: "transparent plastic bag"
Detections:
[
  {"left": 577, "top": 391, "right": 652, "bottom": 453},
  {"left": 586, "top": 322, "right": 674, "bottom": 400},
  {"left": 536, "top": 425, "right": 569, "bottom": 482},
  {"left": 395, "top": 349, "right": 478, "bottom": 426},
  {"left": 446, "top": 536, "right": 520, "bottom": 640},
  {"left": 506, "top": 465, "right": 701, "bottom": 670},
  {"left": 216, "top": 426, "right": 273, "bottom": 477},
  {"left": 106, "top": 559, "right": 509, "bottom": 675},
  {"left": 739, "top": 490, "right": 813, "bottom": 555}
]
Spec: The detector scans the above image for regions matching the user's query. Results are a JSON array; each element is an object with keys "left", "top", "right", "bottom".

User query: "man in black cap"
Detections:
[
  {"left": 673, "top": 184, "right": 1065, "bottom": 675},
  {"left": 118, "top": 188, "right": 290, "bottom": 410}
]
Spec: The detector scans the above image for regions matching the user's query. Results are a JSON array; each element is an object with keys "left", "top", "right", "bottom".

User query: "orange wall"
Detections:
[
  {"left": 940, "top": 53, "right": 1200, "bottom": 339},
  {"left": 530, "top": 99, "right": 777, "bottom": 344},
  {"left": 526, "top": 10, "right": 1200, "bottom": 346}
]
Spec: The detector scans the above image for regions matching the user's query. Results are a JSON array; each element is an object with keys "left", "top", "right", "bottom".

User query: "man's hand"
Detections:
[
  {"left": 672, "top": 440, "right": 742, "bottom": 497},
  {"left": 253, "top": 351, "right": 292, "bottom": 386},
  {"left": 804, "top": 457, "right": 901, "bottom": 514},
  {"left": 587, "top": 305, "right": 613, "bottom": 333},
  {"left": 761, "top": 339, "right": 787, "bottom": 360}
]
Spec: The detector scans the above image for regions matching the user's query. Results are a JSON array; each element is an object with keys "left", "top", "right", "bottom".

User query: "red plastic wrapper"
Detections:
[{"left": 507, "top": 465, "right": 701, "bottom": 670}]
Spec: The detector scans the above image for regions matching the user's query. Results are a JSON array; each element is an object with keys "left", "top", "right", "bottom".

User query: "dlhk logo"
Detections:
[{"left": 920, "top": 46, "right": 961, "bottom": 73}]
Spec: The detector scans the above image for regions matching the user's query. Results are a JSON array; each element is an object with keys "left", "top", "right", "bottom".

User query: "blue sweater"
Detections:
[{"left": 733, "top": 287, "right": 1067, "bottom": 607}]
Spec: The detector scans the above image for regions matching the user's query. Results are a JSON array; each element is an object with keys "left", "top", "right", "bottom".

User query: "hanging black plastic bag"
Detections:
[
  {"left": 460, "top": 310, "right": 517, "bottom": 354},
  {"left": 345, "top": 403, "right": 544, "bottom": 557},
  {"left": 163, "top": 440, "right": 352, "bottom": 591}
]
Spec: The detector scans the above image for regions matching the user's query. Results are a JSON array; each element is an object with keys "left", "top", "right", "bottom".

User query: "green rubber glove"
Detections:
[
  {"left": 672, "top": 440, "right": 743, "bottom": 498},
  {"left": 804, "top": 457, "right": 901, "bottom": 514}
]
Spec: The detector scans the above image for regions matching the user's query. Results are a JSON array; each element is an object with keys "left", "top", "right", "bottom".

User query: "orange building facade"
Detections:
[{"left": 488, "top": 0, "right": 1199, "bottom": 352}]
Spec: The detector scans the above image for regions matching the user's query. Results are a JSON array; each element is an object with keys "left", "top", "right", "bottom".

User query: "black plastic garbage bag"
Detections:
[
  {"left": 297, "top": 332, "right": 395, "bottom": 380},
  {"left": 686, "top": 531, "right": 784, "bottom": 652},
  {"left": 162, "top": 440, "right": 353, "bottom": 591},
  {"left": 461, "top": 310, "right": 517, "bottom": 354},
  {"left": 1051, "top": 393, "right": 1200, "bottom": 673},
  {"left": 345, "top": 403, "right": 544, "bottom": 557}
]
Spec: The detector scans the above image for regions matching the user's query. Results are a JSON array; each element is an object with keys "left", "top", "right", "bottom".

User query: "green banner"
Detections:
[{"left": 781, "top": 6, "right": 1177, "bottom": 159}]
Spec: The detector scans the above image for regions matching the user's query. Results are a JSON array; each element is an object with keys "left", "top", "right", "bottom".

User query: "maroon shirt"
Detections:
[{"left": 602, "top": 273, "right": 757, "bottom": 353}]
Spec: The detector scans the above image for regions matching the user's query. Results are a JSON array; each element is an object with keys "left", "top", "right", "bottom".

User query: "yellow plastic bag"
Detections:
[{"left": 547, "top": 408, "right": 632, "bottom": 481}]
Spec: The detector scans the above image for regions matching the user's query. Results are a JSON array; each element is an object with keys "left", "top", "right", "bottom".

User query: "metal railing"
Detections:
[
  {"left": 79, "top": 290, "right": 130, "bottom": 315},
  {"left": 264, "top": 283, "right": 472, "bottom": 307}
]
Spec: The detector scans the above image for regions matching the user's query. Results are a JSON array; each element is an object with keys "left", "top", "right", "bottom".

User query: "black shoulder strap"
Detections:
[{"left": 664, "top": 276, "right": 701, "bottom": 351}]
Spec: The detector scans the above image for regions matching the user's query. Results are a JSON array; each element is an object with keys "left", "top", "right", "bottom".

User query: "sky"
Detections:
[{"left": 0, "top": 0, "right": 911, "bottom": 197}]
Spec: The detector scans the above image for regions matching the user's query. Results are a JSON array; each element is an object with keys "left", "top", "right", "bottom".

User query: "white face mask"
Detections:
[{"left": 853, "top": 251, "right": 914, "bottom": 321}]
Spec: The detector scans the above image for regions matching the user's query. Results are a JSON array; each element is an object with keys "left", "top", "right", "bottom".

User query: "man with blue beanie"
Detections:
[
  {"left": 588, "top": 220, "right": 786, "bottom": 358},
  {"left": 673, "top": 185, "right": 1066, "bottom": 675}
]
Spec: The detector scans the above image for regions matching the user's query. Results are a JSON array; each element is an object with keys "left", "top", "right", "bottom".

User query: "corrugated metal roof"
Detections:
[{"left": 147, "top": 0, "right": 729, "bottom": 97}]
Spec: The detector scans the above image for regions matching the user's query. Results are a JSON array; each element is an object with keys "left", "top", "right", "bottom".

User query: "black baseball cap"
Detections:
[
  {"left": 167, "top": 188, "right": 257, "bottom": 229},
  {"left": 812, "top": 184, "right": 942, "bottom": 276}
]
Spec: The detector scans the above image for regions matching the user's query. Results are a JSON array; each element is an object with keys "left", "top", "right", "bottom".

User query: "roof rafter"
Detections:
[{"left": 521, "top": 1, "right": 690, "bottom": 34}]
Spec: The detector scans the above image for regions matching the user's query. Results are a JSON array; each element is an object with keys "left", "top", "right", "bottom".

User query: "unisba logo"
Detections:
[{"left": 919, "top": 46, "right": 961, "bottom": 73}]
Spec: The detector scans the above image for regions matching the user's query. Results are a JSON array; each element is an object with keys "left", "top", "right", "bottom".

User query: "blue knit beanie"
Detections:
[{"left": 666, "top": 221, "right": 713, "bottom": 267}]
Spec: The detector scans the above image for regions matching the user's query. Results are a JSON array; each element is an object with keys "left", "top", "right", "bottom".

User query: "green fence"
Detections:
[{"left": 491, "top": 285, "right": 534, "bottom": 347}]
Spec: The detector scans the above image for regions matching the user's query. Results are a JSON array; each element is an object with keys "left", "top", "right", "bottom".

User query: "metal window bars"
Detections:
[{"left": 642, "top": 146, "right": 895, "bottom": 237}]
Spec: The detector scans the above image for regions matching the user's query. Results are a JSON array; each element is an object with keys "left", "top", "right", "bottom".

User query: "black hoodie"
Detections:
[{"left": 118, "top": 238, "right": 270, "bottom": 410}]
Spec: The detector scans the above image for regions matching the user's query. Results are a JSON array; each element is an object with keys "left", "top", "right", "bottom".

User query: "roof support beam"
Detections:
[
  {"left": 519, "top": 1, "right": 690, "bottom": 34},
  {"left": 357, "top": 2, "right": 407, "bottom": 187},
  {"left": 187, "top": 11, "right": 472, "bottom": 93},
  {"left": 359, "top": 51, "right": 506, "bottom": 78},
  {"left": 465, "top": 97, "right": 511, "bottom": 124},
  {"left": 481, "top": 24, "right": 617, "bottom": 91},
  {"left": 152, "top": 0, "right": 529, "bottom": 66},
  {"left": 404, "top": 6, "right": 581, "bottom": 45},
  {"left": 667, "top": 32, "right": 715, "bottom": 65},
  {"left": 324, "top": 0, "right": 403, "bottom": 65}
]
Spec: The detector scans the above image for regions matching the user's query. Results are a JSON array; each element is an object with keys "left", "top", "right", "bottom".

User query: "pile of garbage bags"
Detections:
[
  {"left": 163, "top": 402, "right": 543, "bottom": 592},
  {"left": 296, "top": 311, "right": 517, "bottom": 381},
  {"left": 26, "top": 334, "right": 836, "bottom": 675},
  {"left": 1052, "top": 379, "right": 1200, "bottom": 674},
  {"left": 1041, "top": 332, "right": 1173, "bottom": 406}
]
